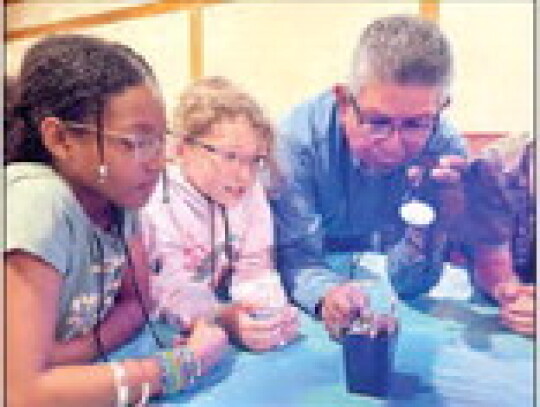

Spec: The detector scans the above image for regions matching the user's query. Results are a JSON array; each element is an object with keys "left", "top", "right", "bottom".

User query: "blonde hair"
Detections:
[{"left": 174, "top": 76, "right": 274, "bottom": 152}]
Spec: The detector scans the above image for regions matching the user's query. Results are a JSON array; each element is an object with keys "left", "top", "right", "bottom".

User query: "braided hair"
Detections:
[{"left": 5, "top": 34, "right": 157, "bottom": 165}]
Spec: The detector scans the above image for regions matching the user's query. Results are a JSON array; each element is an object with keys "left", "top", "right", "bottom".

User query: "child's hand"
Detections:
[
  {"left": 186, "top": 319, "right": 230, "bottom": 374},
  {"left": 274, "top": 305, "right": 301, "bottom": 346},
  {"left": 221, "top": 303, "right": 299, "bottom": 352}
]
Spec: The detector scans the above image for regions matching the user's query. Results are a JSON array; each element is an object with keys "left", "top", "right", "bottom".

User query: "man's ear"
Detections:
[
  {"left": 333, "top": 84, "right": 349, "bottom": 107},
  {"left": 40, "top": 117, "right": 72, "bottom": 161},
  {"left": 333, "top": 84, "right": 353, "bottom": 127}
]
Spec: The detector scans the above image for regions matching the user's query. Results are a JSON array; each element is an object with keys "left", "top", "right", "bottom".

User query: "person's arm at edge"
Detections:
[
  {"left": 271, "top": 99, "right": 347, "bottom": 316},
  {"left": 6, "top": 251, "right": 162, "bottom": 407}
]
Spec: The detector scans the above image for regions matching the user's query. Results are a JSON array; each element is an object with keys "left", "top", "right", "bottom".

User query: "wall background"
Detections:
[{"left": 5, "top": 0, "right": 535, "bottom": 135}]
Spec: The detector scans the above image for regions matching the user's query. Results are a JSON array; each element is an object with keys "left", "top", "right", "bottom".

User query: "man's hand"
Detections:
[
  {"left": 320, "top": 282, "right": 369, "bottom": 340},
  {"left": 407, "top": 155, "right": 467, "bottom": 229},
  {"left": 408, "top": 154, "right": 514, "bottom": 245}
]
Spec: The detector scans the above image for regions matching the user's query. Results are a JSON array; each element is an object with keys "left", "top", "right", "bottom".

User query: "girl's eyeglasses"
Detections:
[
  {"left": 186, "top": 138, "right": 267, "bottom": 172},
  {"left": 63, "top": 121, "right": 170, "bottom": 161}
]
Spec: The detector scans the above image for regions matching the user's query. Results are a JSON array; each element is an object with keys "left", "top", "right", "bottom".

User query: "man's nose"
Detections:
[{"left": 383, "top": 125, "right": 405, "bottom": 150}]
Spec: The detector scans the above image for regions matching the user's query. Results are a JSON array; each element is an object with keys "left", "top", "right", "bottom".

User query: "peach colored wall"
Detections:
[
  {"left": 6, "top": 4, "right": 190, "bottom": 121},
  {"left": 202, "top": 2, "right": 418, "bottom": 120},
  {"left": 5, "top": 1, "right": 534, "bottom": 134},
  {"left": 439, "top": 1, "right": 533, "bottom": 135}
]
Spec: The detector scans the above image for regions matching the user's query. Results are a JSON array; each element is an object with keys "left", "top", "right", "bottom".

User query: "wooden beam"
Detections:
[
  {"left": 189, "top": 7, "right": 203, "bottom": 80},
  {"left": 420, "top": 0, "right": 439, "bottom": 22},
  {"left": 6, "top": 0, "right": 224, "bottom": 42}
]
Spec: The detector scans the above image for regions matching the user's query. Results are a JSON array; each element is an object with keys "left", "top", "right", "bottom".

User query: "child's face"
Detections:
[
  {"left": 68, "top": 82, "right": 167, "bottom": 209},
  {"left": 180, "top": 115, "right": 267, "bottom": 207}
]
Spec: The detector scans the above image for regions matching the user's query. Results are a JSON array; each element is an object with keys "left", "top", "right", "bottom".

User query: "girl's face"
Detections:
[
  {"left": 63, "top": 82, "right": 167, "bottom": 210},
  {"left": 180, "top": 115, "right": 268, "bottom": 207}
]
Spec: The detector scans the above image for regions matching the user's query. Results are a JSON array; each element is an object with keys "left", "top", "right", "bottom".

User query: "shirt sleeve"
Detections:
[
  {"left": 270, "top": 104, "right": 347, "bottom": 316},
  {"left": 387, "top": 225, "right": 448, "bottom": 299},
  {"left": 424, "top": 118, "right": 468, "bottom": 157},
  {"left": 6, "top": 178, "right": 73, "bottom": 276},
  {"left": 231, "top": 182, "right": 287, "bottom": 305}
]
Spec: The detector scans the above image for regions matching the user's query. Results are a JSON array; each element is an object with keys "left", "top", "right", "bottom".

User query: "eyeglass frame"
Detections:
[
  {"left": 345, "top": 91, "right": 450, "bottom": 142},
  {"left": 62, "top": 120, "right": 170, "bottom": 161},
  {"left": 185, "top": 137, "right": 268, "bottom": 172}
]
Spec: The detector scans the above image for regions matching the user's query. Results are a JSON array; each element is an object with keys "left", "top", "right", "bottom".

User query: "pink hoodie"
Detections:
[{"left": 140, "top": 164, "right": 287, "bottom": 327}]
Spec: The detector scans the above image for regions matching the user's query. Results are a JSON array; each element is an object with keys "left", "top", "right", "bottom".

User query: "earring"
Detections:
[{"left": 97, "top": 164, "right": 108, "bottom": 183}]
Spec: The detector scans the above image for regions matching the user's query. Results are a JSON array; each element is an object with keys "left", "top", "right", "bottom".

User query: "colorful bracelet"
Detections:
[
  {"left": 154, "top": 347, "right": 199, "bottom": 395},
  {"left": 157, "top": 350, "right": 178, "bottom": 394},
  {"left": 177, "top": 346, "right": 197, "bottom": 386}
]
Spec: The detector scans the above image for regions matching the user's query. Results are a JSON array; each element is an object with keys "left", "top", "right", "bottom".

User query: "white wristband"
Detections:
[
  {"left": 110, "top": 361, "right": 129, "bottom": 407},
  {"left": 136, "top": 382, "right": 151, "bottom": 406}
]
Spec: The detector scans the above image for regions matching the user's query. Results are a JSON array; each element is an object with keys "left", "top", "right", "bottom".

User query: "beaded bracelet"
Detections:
[
  {"left": 154, "top": 347, "right": 200, "bottom": 394},
  {"left": 178, "top": 346, "right": 197, "bottom": 386}
]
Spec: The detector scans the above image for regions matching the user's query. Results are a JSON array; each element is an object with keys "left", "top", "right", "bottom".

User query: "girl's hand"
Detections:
[
  {"left": 186, "top": 319, "right": 230, "bottom": 374},
  {"left": 220, "top": 303, "right": 299, "bottom": 352}
]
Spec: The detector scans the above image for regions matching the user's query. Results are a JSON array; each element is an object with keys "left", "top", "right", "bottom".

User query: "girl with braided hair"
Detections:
[{"left": 5, "top": 34, "right": 228, "bottom": 406}]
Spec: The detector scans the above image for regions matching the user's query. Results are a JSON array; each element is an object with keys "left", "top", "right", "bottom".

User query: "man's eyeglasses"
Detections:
[
  {"left": 63, "top": 121, "right": 169, "bottom": 161},
  {"left": 347, "top": 93, "right": 445, "bottom": 142},
  {"left": 186, "top": 138, "right": 267, "bottom": 172}
]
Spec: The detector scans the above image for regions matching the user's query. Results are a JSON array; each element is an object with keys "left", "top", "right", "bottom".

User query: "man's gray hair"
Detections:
[{"left": 350, "top": 15, "right": 453, "bottom": 92}]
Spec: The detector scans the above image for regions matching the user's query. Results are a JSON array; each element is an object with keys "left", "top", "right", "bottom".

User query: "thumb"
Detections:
[
  {"left": 190, "top": 317, "right": 211, "bottom": 335},
  {"left": 495, "top": 282, "right": 521, "bottom": 303},
  {"left": 518, "top": 284, "right": 535, "bottom": 297},
  {"left": 234, "top": 301, "right": 267, "bottom": 314}
]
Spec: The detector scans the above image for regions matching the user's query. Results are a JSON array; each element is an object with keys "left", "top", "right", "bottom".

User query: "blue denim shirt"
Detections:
[{"left": 271, "top": 89, "right": 467, "bottom": 315}]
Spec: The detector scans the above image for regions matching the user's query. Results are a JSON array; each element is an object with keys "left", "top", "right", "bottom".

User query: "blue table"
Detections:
[{"left": 112, "top": 254, "right": 534, "bottom": 406}]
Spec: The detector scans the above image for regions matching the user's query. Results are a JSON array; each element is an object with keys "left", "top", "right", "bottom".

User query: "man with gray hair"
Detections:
[{"left": 271, "top": 15, "right": 469, "bottom": 338}]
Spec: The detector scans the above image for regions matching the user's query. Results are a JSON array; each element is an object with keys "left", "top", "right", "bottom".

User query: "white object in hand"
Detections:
[
  {"left": 399, "top": 199, "right": 436, "bottom": 226},
  {"left": 230, "top": 273, "right": 287, "bottom": 309},
  {"left": 230, "top": 273, "right": 288, "bottom": 346}
]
